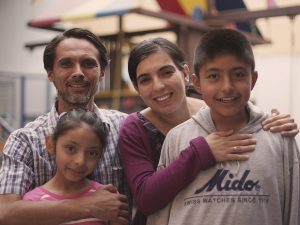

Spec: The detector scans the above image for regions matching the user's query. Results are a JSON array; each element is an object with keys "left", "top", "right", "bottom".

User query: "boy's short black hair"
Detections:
[{"left": 193, "top": 28, "right": 255, "bottom": 76}]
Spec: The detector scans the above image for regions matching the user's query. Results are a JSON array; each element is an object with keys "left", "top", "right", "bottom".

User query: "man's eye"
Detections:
[
  {"left": 83, "top": 60, "right": 97, "bottom": 68},
  {"left": 60, "top": 61, "right": 72, "bottom": 68}
]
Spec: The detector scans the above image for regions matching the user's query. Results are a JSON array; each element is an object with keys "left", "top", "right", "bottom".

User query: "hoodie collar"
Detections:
[{"left": 192, "top": 101, "right": 268, "bottom": 134}]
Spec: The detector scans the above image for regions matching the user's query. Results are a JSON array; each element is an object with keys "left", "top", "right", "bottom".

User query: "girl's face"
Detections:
[
  {"left": 53, "top": 123, "right": 102, "bottom": 184},
  {"left": 135, "top": 51, "right": 189, "bottom": 115}
]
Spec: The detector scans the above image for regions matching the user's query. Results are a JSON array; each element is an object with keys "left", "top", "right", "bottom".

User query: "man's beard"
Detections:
[{"left": 58, "top": 90, "right": 92, "bottom": 107}]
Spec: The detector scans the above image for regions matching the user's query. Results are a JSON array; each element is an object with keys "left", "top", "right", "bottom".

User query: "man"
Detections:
[{"left": 0, "top": 28, "right": 129, "bottom": 225}]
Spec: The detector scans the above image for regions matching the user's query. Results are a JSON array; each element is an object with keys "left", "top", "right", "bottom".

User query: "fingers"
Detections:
[
  {"left": 269, "top": 122, "right": 296, "bottom": 132},
  {"left": 87, "top": 185, "right": 129, "bottom": 224},
  {"left": 119, "top": 194, "right": 128, "bottom": 204},
  {"left": 271, "top": 108, "right": 280, "bottom": 116},
  {"left": 100, "top": 184, "right": 118, "bottom": 193},
  {"left": 262, "top": 114, "right": 294, "bottom": 130},
  {"left": 224, "top": 145, "right": 254, "bottom": 160},
  {"left": 114, "top": 216, "right": 129, "bottom": 225},
  {"left": 111, "top": 213, "right": 129, "bottom": 225},
  {"left": 214, "top": 131, "right": 259, "bottom": 142},
  {"left": 118, "top": 195, "right": 129, "bottom": 217},
  {"left": 118, "top": 208, "right": 129, "bottom": 217},
  {"left": 230, "top": 137, "right": 256, "bottom": 147},
  {"left": 216, "top": 133, "right": 256, "bottom": 144},
  {"left": 214, "top": 130, "right": 234, "bottom": 137},
  {"left": 265, "top": 121, "right": 298, "bottom": 138},
  {"left": 206, "top": 131, "right": 257, "bottom": 163},
  {"left": 216, "top": 150, "right": 251, "bottom": 162},
  {"left": 117, "top": 209, "right": 129, "bottom": 224},
  {"left": 281, "top": 128, "right": 299, "bottom": 137},
  {"left": 262, "top": 111, "right": 298, "bottom": 137},
  {"left": 231, "top": 145, "right": 255, "bottom": 154},
  {"left": 213, "top": 145, "right": 255, "bottom": 162},
  {"left": 232, "top": 146, "right": 239, "bottom": 153},
  {"left": 274, "top": 122, "right": 297, "bottom": 132},
  {"left": 110, "top": 197, "right": 129, "bottom": 225},
  {"left": 263, "top": 119, "right": 291, "bottom": 130},
  {"left": 216, "top": 132, "right": 254, "bottom": 141},
  {"left": 111, "top": 207, "right": 129, "bottom": 225}
]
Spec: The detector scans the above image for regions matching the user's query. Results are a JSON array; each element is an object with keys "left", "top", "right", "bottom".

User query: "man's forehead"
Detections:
[
  {"left": 55, "top": 38, "right": 99, "bottom": 58},
  {"left": 56, "top": 38, "right": 97, "bottom": 51}
]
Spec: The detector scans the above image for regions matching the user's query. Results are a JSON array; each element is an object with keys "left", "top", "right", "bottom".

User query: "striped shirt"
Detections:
[{"left": 0, "top": 103, "right": 129, "bottom": 198}]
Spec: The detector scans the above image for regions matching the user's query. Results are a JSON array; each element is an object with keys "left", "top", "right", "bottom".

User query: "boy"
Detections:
[{"left": 147, "top": 29, "right": 300, "bottom": 225}]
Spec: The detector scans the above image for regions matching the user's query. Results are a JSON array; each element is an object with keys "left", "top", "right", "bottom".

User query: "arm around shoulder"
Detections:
[
  {"left": 0, "top": 194, "right": 90, "bottom": 225},
  {"left": 0, "top": 185, "right": 128, "bottom": 225},
  {"left": 119, "top": 114, "right": 215, "bottom": 215}
]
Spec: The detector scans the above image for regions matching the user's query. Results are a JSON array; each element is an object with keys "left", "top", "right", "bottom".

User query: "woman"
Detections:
[{"left": 119, "top": 38, "right": 298, "bottom": 225}]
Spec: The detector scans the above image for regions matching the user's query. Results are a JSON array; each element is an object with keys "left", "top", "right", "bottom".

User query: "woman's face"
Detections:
[{"left": 135, "top": 51, "right": 189, "bottom": 115}]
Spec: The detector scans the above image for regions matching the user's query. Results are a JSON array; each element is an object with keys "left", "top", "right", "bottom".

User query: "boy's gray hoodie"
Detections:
[{"left": 147, "top": 102, "right": 300, "bottom": 225}]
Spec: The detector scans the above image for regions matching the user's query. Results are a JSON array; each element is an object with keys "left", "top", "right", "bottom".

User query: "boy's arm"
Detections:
[
  {"left": 282, "top": 138, "right": 300, "bottom": 225},
  {"left": 0, "top": 185, "right": 128, "bottom": 225}
]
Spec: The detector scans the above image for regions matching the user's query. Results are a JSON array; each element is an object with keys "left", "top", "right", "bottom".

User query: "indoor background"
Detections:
[{"left": 0, "top": 0, "right": 299, "bottom": 148}]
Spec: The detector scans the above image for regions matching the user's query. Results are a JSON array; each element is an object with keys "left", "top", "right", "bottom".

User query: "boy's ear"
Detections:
[
  {"left": 251, "top": 71, "right": 258, "bottom": 90},
  {"left": 46, "top": 135, "right": 55, "bottom": 155},
  {"left": 192, "top": 73, "right": 202, "bottom": 94}
]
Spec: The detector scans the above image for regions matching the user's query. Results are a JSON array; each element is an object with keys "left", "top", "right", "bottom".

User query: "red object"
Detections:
[
  {"left": 29, "top": 18, "right": 60, "bottom": 27},
  {"left": 156, "top": 0, "right": 187, "bottom": 15}
]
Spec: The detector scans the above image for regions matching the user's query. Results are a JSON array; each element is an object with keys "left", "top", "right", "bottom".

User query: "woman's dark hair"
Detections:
[
  {"left": 43, "top": 28, "right": 109, "bottom": 72},
  {"left": 53, "top": 109, "right": 107, "bottom": 147},
  {"left": 194, "top": 28, "right": 255, "bottom": 77},
  {"left": 128, "top": 37, "right": 187, "bottom": 87}
]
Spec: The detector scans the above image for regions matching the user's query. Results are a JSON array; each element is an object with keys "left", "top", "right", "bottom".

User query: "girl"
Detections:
[{"left": 23, "top": 109, "right": 119, "bottom": 225}]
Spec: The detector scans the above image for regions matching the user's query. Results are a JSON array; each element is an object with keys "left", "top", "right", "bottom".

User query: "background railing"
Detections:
[{"left": 0, "top": 116, "right": 14, "bottom": 166}]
